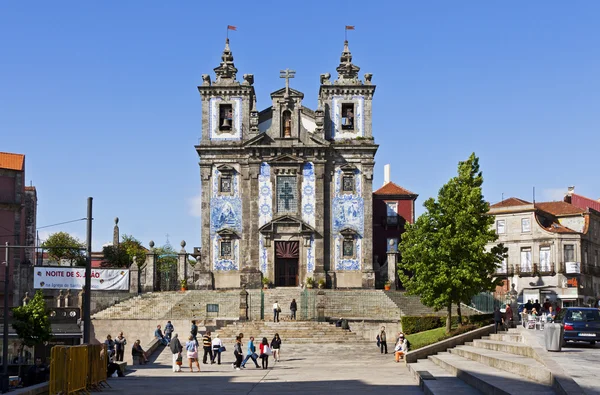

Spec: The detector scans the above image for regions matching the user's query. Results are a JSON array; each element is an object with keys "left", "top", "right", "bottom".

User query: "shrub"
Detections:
[
  {"left": 449, "top": 324, "right": 478, "bottom": 336},
  {"left": 401, "top": 316, "right": 443, "bottom": 335},
  {"left": 467, "top": 313, "right": 493, "bottom": 326}
]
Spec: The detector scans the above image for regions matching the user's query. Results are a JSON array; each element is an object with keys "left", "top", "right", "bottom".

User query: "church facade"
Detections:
[{"left": 194, "top": 39, "right": 378, "bottom": 289}]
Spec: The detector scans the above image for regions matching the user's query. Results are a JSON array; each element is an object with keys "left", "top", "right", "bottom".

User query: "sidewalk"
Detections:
[{"left": 102, "top": 343, "right": 423, "bottom": 394}]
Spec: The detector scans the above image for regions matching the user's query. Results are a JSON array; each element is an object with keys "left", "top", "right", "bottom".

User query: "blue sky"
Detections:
[{"left": 1, "top": 1, "right": 599, "bottom": 251}]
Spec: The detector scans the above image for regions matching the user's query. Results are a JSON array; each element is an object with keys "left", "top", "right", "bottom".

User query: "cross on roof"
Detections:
[{"left": 280, "top": 68, "right": 296, "bottom": 99}]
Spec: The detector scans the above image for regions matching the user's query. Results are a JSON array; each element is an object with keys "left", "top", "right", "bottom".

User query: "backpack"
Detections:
[{"left": 405, "top": 339, "right": 411, "bottom": 350}]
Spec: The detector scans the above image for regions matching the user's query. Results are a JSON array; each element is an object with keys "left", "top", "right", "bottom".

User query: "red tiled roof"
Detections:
[
  {"left": 489, "top": 197, "right": 531, "bottom": 208},
  {"left": 570, "top": 194, "right": 600, "bottom": 213},
  {"left": 0, "top": 152, "right": 25, "bottom": 171},
  {"left": 373, "top": 182, "right": 417, "bottom": 196},
  {"left": 543, "top": 222, "right": 578, "bottom": 234},
  {"left": 535, "top": 201, "right": 586, "bottom": 216}
]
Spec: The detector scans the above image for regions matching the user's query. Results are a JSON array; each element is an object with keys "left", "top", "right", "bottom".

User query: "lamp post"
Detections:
[{"left": 2, "top": 242, "right": 9, "bottom": 394}]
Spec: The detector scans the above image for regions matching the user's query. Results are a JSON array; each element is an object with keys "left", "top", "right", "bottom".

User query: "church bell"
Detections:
[{"left": 221, "top": 118, "right": 231, "bottom": 129}]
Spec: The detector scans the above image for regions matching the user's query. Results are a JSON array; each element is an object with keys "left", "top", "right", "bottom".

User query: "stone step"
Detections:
[
  {"left": 407, "top": 359, "right": 483, "bottom": 395},
  {"left": 429, "top": 352, "right": 555, "bottom": 394},
  {"left": 487, "top": 333, "right": 523, "bottom": 343},
  {"left": 470, "top": 339, "right": 534, "bottom": 358}
]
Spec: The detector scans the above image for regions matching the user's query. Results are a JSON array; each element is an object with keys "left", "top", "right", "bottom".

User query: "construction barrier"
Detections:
[{"left": 49, "top": 344, "right": 107, "bottom": 394}]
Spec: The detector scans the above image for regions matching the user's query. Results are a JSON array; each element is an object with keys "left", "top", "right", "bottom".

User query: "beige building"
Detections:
[{"left": 489, "top": 194, "right": 600, "bottom": 308}]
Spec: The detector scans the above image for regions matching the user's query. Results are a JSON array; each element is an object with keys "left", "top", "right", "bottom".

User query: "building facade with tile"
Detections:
[
  {"left": 194, "top": 39, "right": 379, "bottom": 289},
  {"left": 489, "top": 191, "right": 600, "bottom": 308}
]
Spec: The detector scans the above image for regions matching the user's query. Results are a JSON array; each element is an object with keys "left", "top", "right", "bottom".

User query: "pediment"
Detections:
[
  {"left": 270, "top": 87, "right": 304, "bottom": 99},
  {"left": 243, "top": 132, "right": 273, "bottom": 147},
  {"left": 259, "top": 215, "right": 316, "bottom": 235},
  {"left": 339, "top": 227, "right": 360, "bottom": 238},
  {"left": 216, "top": 164, "right": 236, "bottom": 173},
  {"left": 216, "top": 228, "right": 240, "bottom": 239},
  {"left": 268, "top": 154, "right": 305, "bottom": 165},
  {"left": 339, "top": 163, "right": 358, "bottom": 173}
]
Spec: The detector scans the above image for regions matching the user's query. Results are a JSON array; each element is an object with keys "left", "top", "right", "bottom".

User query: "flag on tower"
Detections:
[
  {"left": 345, "top": 25, "right": 355, "bottom": 30},
  {"left": 227, "top": 25, "right": 237, "bottom": 31}
]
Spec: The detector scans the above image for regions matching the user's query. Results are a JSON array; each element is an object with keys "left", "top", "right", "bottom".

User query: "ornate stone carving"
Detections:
[
  {"left": 202, "top": 74, "right": 211, "bottom": 86},
  {"left": 242, "top": 74, "right": 254, "bottom": 86},
  {"left": 364, "top": 73, "right": 373, "bottom": 84},
  {"left": 320, "top": 73, "right": 331, "bottom": 85}
]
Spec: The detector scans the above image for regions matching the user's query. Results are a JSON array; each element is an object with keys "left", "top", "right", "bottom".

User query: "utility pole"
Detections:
[
  {"left": 1, "top": 243, "right": 9, "bottom": 394},
  {"left": 83, "top": 197, "right": 93, "bottom": 343}
]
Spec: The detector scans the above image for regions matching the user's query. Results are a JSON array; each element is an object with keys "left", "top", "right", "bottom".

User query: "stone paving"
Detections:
[
  {"left": 526, "top": 329, "right": 600, "bottom": 395},
  {"left": 102, "top": 343, "right": 423, "bottom": 394}
]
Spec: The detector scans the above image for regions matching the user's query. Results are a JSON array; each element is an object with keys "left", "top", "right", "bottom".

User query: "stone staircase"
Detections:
[
  {"left": 385, "top": 291, "right": 480, "bottom": 317},
  {"left": 407, "top": 330, "right": 556, "bottom": 394},
  {"left": 91, "top": 291, "right": 191, "bottom": 319},
  {"left": 213, "top": 320, "right": 364, "bottom": 344}
]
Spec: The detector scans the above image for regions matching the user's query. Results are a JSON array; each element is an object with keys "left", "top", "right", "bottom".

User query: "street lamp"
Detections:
[{"left": 2, "top": 242, "right": 9, "bottom": 394}]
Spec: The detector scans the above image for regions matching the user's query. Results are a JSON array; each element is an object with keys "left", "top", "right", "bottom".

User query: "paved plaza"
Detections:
[{"left": 102, "top": 343, "right": 423, "bottom": 394}]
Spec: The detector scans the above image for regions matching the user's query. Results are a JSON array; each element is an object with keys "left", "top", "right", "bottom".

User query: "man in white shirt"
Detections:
[
  {"left": 273, "top": 301, "right": 280, "bottom": 322},
  {"left": 211, "top": 334, "right": 223, "bottom": 365}
]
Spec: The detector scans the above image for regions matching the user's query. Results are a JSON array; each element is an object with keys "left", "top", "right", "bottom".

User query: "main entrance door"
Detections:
[{"left": 275, "top": 241, "right": 299, "bottom": 287}]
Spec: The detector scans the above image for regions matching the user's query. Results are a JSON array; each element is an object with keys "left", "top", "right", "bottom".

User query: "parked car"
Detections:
[{"left": 555, "top": 307, "right": 600, "bottom": 346}]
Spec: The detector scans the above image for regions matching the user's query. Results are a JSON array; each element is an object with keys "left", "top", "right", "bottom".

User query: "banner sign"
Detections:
[
  {"left": 33, "top": 267, "right": 129, "bottom": 291},
  {"left": 565, "top": 262, "right": 580, "bottom": 274}
]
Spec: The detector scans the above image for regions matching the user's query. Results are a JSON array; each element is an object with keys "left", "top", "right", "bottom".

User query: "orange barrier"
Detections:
[{"left": 49, "top": 344, "right": 107, "bottom": 394}]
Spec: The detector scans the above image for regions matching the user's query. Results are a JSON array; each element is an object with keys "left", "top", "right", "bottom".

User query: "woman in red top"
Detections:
[{"left": 259, "top": 337, "right": 270, "bottom": 369}]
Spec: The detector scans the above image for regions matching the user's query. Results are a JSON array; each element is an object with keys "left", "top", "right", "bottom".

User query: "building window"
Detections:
[
  {"left": 220, "top": 241, "right": 232, "bottom": 258},
  {"left": 341, "top": 103, "right": 354, "bottom": 130},
  {"left": 342, "top": 239, "right": 354, "bottom": 257},
  {"left": 219, "top": 176, "right": 232, "bottom": 194},
  {"left": 342, "top": 175, "right": 354, "bottom": 192},
  {"left": 496, "top": 220, "right": 505, "bottom": 234},
  {"left": 520, "top": 247, "right": 532, "bottom": 272},
  {"left": 540, "top": 246, "right": 551, "bottom": 272},
  {"left": 564, "top": 245, "right": 575, "bottom": 263},
  {"left": 276, "top": 176, "right": 297, "bottom": 213},
  {"left": 386, "top": 202, "right": 398, "bottom": 225},
  {"left": 219, "top": 104, "right": 233, "bottom": 131},
  {"left": 498, "top": 256, "right": 507, "bottom": 274},
  {"left": 521, "top": 218, "right": 531, "bottom": 233}
]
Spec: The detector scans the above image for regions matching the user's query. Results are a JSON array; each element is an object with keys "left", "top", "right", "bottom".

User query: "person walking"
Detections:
[
  {"left": 504, "top": 305, "right": 513, "bottom": 329},
  {"left": 494, "top": 306, "right": 504, "bottom": 334},
  {"left": 164, "top": 321, "right": 174, "bottom": 342},
  {"left": 114, "top": 332, "right": 127, "bottom": 362},
  {"left": 169, "top": 333, "right": 183, "bottom": 373},
  {"left": 155, "top": 325, "right": 168, "bottom": 346},
  {"left": 202, "top": 331, "right": 214, "bottom": 364},
  {"left": 190, "top": 320, "right": 198, "bottom": 346},
  {"left": 259, "top": 337, "right": 271, "bottom": 369},
  {"left": 211, "top": 334, "right": 223, "bottom": 365},
  {"left": 379, "top": 326, "right": 388, "bottom": 354},
  {"left": 233, "top": 336, "right": 243, "bottom": 370},
  {"left": 290, "top": 299, "right": 297, "bottom": 320},
  {"left": 240, "top": 336, "right": 260, "bottom": 368},
  {"left": 270, "top": 333, "right": 282, "bottom": 362},
  {"left": 105, "top": 335, "right": 116, "bottom": 360},
  {"left": 186, "top": 335, "right": 200, "bottom": 372},
  {"left": 273, "top": 301, "right": 281, "bottom": 322}
]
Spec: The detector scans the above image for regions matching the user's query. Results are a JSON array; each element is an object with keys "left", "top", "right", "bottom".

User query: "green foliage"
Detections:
[
  {"left": 398, "top": 153, "right": 506, "bottom": 333},
  {"left": 405, "top": 324, "right": 480, "bottom": 351},
  {"left": 401, "top": 316, "right": 443, "bottom": 335},
  {"left": 155, "top": 243, "right": 178, "bottom": 274},
  {"left": 41, "top": 231, "right": 86, "bottom": 266},
  {"left": 12, "top": 291, "right": 53, "bottom": 348},
  {"left": 102, "top": 234, "right": 146, "bottom": 268}
]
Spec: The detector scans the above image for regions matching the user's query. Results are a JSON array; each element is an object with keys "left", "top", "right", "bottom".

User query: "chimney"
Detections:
[
  {"left": 384, "top": 164, "right": 391, "bottom": 186},
  {"left": 567, "top": 186, "right": 575, "bottom": 196}
]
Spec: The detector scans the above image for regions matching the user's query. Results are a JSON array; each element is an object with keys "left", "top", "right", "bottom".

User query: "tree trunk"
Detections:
[
  {"left": 457, "top": 303, "right": 463, "bottom": 327},
  {"left": 446, "top": 303, "right": 452, "bottom": 334}
]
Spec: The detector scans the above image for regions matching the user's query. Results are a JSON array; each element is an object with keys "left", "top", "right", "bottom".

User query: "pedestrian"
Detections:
[
  {"left": 240, "top": 336, "right": 260, "bottom": 368},
  {"left": 233, "top": 336, "right": 243, "bottom": 370},
  {"left": 191, "top": 320, "right": 198, "bottom": 346},
  {"left": 525, "top": 299, "right": 533, "bottom": 312},
  {"left": 169, "top": 333, "right": 183, "bottom": 373},
  {"left": 212, "top": 334, "right": 224, "bottom": 365},
  {"left": 504, "top": 305, "right": 513, "bottom": 330},
  {"left": 493, "top": 306, "right": 504, "bottom": 334},
  {"left": 542, "top": 298, "right": 551, "bottom": 313},
  {"left": 202, "top": 331, "right": 214, "bottom": 364},
  {"left": 270, "top": 333, "right": 282, "bottom": 362},
  {"left": 259, "top": 337, "right": 271, "bottom": 369},
  {"left": 290, "top": 299, "right": 297, "bottom": 320},
  {"left": 114, "top": 332, "right": 127, "bottom": 362},
  {"left": 548, "top": 306, "right": 557, "bottom": 322},
  {"left": 104, "top": 335, "right": 115, "bottom": 360},
  {"left": 132, "top": 340, "right": 149, "bottom": 364},
  {"left": 379, "top": 326, "right": 388, "bottom": 354},
  {"left": 533, "top": 299, "right": 542, "bottom": 313},
  {"left": 273, "top": 301, "right": 281, "bottom": 322},
  {"left": 394, "top": 334, "right": 408, "bottom": 362},
  {"left": 186, "top": 335, "right": 200, "bottom": 372},
  {"left": 164, "top": 321, "right": 174, "bottom": 342},
  {"left": 155, "top": 325, "right": 168, "bottom": 346}
]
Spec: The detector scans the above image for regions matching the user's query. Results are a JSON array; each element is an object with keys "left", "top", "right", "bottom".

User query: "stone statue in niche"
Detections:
[{"left": 282, "top": 110, "right": 292, "bottom": 138}]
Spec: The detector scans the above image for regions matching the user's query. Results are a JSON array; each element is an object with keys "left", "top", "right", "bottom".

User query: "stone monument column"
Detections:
[
  {"left": 387, "top": 251, "right": 398, "bottom": 290},
  {"left": 312, "top": 161, "right": 326, "bottom": 283},
  {"left": 361, "top": 164, "right": 375, "bottom": 288},
  {"left": 141, "top": 241, "right": 157, "bottom": 293},
  {"left": 178, "top": 240, "right": 188, "bottom": 284},
  {"left": 129, "top": 257, "right": 139, "bottom": 294}
]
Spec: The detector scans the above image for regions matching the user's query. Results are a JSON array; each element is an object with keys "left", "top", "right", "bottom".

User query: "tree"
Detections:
[
  {"left": 12, "top": 291, "right": 53, "bottom": 371},
  {"left": 102, "top": 234, "right": 147, "bottom": 268},
  {"left": 41, "top": 231, "right": 86, "bottom": 266},
  {"left": 398, "top": 153, "right": 505, "bottom": 333}
]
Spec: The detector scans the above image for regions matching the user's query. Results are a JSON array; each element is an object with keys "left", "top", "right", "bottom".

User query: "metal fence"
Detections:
[{"left": 470, "top": 292, "right": 506, "bottom": 313}]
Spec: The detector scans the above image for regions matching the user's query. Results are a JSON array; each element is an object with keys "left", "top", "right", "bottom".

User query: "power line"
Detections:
[{"left": 37, "top": 218, "right": 87, "bottom": 230}]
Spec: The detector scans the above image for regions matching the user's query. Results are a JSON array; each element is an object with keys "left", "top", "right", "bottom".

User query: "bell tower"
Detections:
[
  {"left": 318, "top": 40, "right": 375, "bottom": 141},
  {"left": 198, "top": 39, "right": 257, "bottom": 142}
]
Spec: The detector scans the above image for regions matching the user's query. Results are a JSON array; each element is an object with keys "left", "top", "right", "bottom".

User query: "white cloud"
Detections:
[
  {"left": 188, "top": 194, "right": 202, "bottom": 218},
  {"left": 541, "top": 188, "right": 566, "bottom": 202}
]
